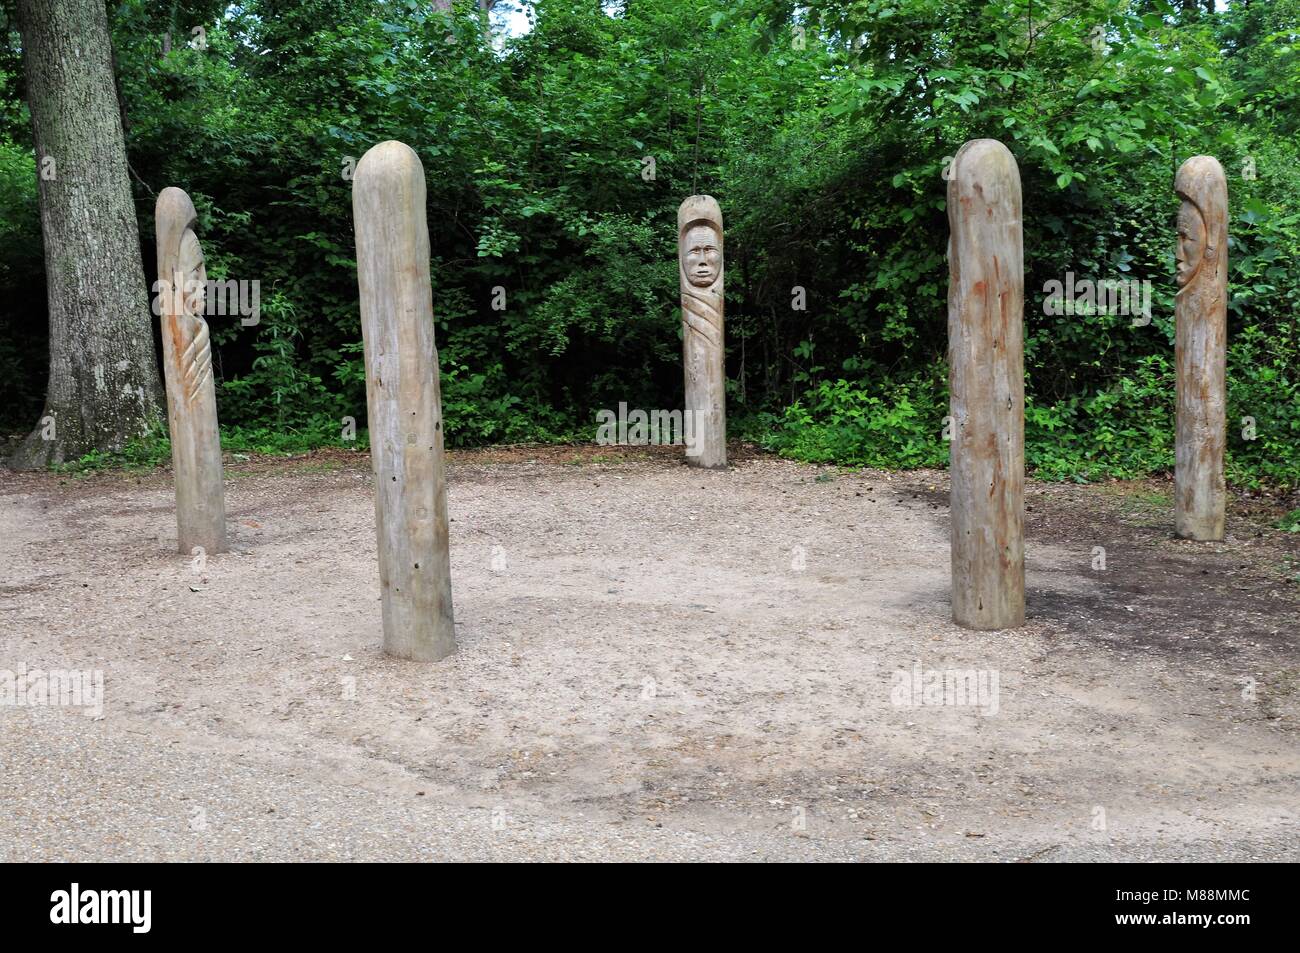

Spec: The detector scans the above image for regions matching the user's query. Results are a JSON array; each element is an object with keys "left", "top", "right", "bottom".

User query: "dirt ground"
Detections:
[{"left": 2, "top": 445, "right": 1297, "bottom": 861}]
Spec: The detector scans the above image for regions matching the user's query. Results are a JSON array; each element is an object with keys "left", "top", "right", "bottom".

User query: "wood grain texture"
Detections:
[
  {"left": 947, "top": 139, "right": 1025, "bottom": 630},
  {"left": 156, "top": 187, "right": 227, "bottom": 555},
  {"left": 353, "top": 141, "right": 456, "bottom": 662},
  {"left": 1174, "top": 156, "right": 1228, "bottom": 542},
  {"left": 679, "top": 195, "right": 727, "bottom": 469}
]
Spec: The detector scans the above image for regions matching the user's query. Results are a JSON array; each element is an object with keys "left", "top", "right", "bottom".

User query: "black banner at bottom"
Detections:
[{"left": 1, "top": 862, "right": 1284, "bottom": 940}]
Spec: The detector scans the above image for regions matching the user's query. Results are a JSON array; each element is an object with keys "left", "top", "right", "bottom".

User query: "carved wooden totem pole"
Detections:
[
  {"left": 352, "top": 141, "right": 456, "bottom": 661},
  {"left": 156, "top": 187, "right": 227, "bottom": 554},
  {"left": 1174, "top": 156, "right": 1228, "bottom": 541},
  {"left": 679, "top": 196, "right": 727, "bottom": 469},
  {"left": 947, "top": 140, "right": 1025, "bottom": 630}
]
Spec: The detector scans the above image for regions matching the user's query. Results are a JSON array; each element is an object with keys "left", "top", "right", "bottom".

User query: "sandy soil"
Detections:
[{"left": 1, "top": 446, "right": 1297, "bottom": 861}]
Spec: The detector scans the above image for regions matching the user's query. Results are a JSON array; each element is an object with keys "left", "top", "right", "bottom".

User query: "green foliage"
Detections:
[
  {"left": 1, "top": 0, "right": 1297, "bottom": 488},
  {"left": 0, "top": 130, "right": 45, "bottom": 415},
  {"left": 759, "top": 370, "right": 949, "bottom": 468},
  {"left": 50, "top": 417, "right": 371, "bottom": 473},
  {"left": 49, "top": 428, "right": 173, "bottom": 474}
]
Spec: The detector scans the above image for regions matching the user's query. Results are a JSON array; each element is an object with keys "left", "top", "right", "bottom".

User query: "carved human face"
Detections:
[
  {"left": 178, "top": 229, "right": 207, "bottom": 316},
  {"left": 683, "top": 224, "right": 721, "bottom": 288},
  {"left": 1175, "top": 201, "right": 1205, "bottom": 288}
]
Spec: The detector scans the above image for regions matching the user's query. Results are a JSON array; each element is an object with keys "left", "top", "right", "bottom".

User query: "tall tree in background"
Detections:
[{"left": 10, "top": 0, "right": 161, "bottom": 468}]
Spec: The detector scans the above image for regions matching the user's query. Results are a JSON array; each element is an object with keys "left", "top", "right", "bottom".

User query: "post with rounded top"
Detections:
[
  {"left": 156, "top": 187, "right": 227, "bottom": 555},
  {"left": 947, "top": 139, "right": 1025, "bottom": 630},
  {"left": 678, "top": 195, "right": 726, "bottom": 469},
  {"left": 1174, "top": 156, "right": 1228, "bottom": 542},
  {"left": 352, "top": 141, "right": 456, "bottom": 661}
]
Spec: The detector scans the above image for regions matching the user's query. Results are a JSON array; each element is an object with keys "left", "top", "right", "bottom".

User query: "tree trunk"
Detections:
[{"left": 10, "top": 0, "right": 163, "bottom": 468}]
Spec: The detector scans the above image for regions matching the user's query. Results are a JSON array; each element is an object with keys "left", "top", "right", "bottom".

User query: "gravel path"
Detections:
[{"left": 1, "top": 451, "right": 1296, "bottom": 861}]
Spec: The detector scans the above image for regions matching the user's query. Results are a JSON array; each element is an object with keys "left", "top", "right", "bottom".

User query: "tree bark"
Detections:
[{"left": 10, "top": 0, "right": 163, "bottom": 468}]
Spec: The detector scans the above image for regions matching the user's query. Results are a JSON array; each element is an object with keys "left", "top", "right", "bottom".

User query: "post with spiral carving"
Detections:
[
  {"left": 678, "top": 195, "right": 727, "bottom": 469},
  {"left": 156, "top": 187, "right": 227, "bottom": 554},
  {"left": 1174, "top": 156, "right": 1228, "bottom": 542}
]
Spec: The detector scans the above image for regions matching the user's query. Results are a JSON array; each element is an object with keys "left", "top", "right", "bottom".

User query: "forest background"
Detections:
[{"left": 1, "top": 0, "right": 1296, "bottom": 490}]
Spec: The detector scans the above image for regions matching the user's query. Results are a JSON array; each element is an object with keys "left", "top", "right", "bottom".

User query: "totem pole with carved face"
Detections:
[{"left": 678, "top": 196, "right": 726, "bottom": 469}]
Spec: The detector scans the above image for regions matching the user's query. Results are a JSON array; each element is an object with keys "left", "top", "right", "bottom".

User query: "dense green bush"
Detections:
[{"left": 758, "top": 371, "right": 949, "bottom": 469}]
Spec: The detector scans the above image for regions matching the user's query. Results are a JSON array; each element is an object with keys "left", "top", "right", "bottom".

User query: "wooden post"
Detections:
[
  {"left": 156, "top": 187, "right": 226, "bottom": 555},
  {"left": 1174, "top": 156, "right": 1228, "bottom": 541},
  {"left": 678, "top": 195, "right": 727, "bottom": 468},
  {"left": 947, "top": 140, "right": 1025, "bottom": 629},
  {"left": 352, "top": 141, "right": 456, "bottom": 661}
]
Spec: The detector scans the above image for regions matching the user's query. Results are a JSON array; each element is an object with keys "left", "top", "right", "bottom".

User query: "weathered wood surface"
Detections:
[
  {"left": 947, "top": 139, "right": 1025, "bottom": 630},
  {"left": 679, "top": 195, "right": 727, "bottom": 469},
  {"left": 352, "top": 141, "right": 456, "bottom": 661},
  {"left": 1174, "top": 155, "right": 1228, "bottom": 542},
  {"left": 156, "top": 187, "right": 227, "bottom": 554}
]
